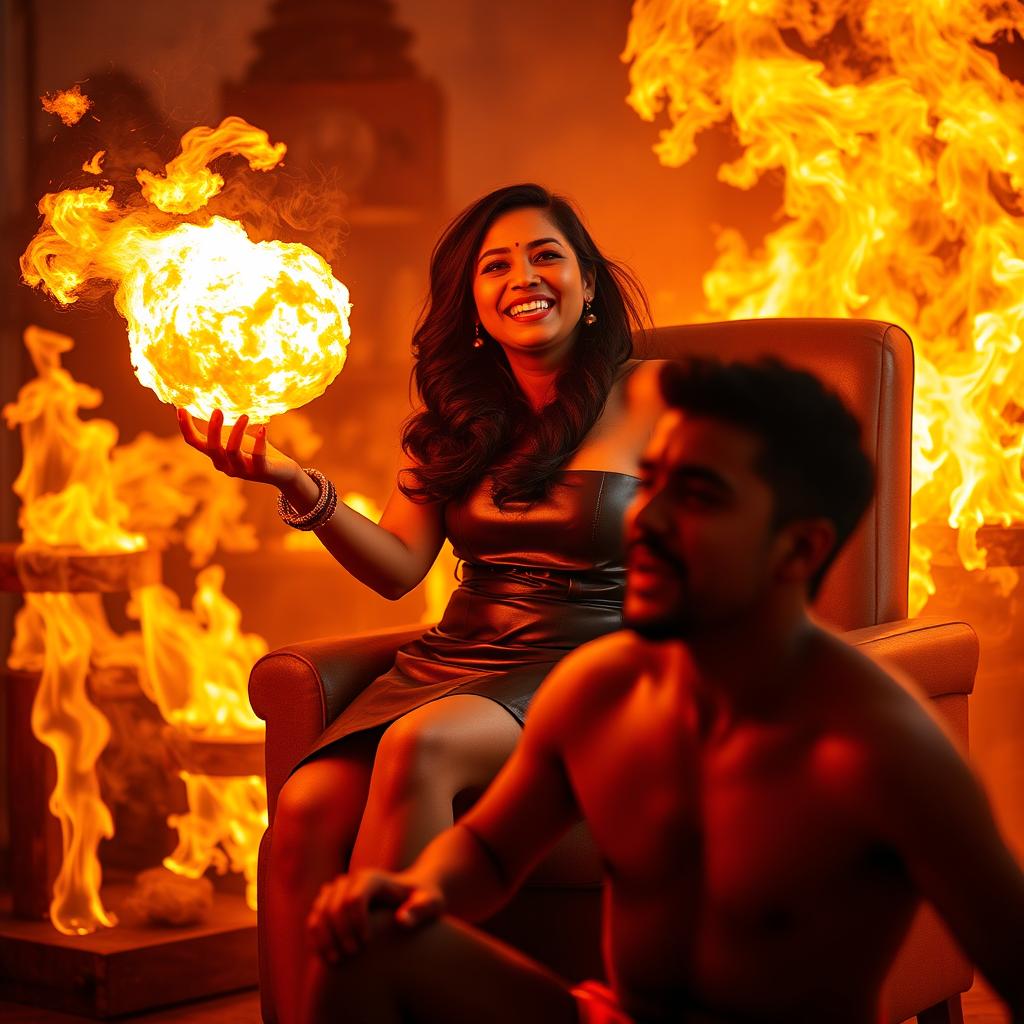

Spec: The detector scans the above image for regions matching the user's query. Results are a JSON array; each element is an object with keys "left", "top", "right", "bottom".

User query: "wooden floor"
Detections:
[{"left": 0, "top": 976, "right": 1008, "bottom": 1023}]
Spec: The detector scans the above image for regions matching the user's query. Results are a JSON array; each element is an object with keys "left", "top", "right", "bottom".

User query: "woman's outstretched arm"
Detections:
[{"left": 178, "top": 408, "right": 445, "bottom": 600}]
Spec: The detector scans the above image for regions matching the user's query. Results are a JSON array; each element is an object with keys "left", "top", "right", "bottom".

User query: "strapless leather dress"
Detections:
[{"left": 304, "top": 469, "right": 638, "bottom": 760}]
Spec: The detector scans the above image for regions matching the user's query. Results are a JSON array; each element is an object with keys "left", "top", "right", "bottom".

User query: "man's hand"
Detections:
[{"left": 307, "top": 869, "right": 445, "bottom": 962}]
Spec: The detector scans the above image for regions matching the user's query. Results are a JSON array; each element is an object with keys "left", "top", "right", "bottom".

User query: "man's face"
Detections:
[{"left": 622, "top": 410, "right": 782, "bottom": 640}]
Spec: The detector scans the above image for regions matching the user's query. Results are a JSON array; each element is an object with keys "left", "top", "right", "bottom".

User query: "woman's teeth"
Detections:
[{"left": 508, "top": 299, "right": 553, "bottom": 318}]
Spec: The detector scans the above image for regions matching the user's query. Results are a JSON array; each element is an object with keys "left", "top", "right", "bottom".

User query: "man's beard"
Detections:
[
  {"left": 623, "top": 536, "right": 693, "bottom": 641},
  {"left": 622, "top": 607, "right": 693, "bottom": 642}
]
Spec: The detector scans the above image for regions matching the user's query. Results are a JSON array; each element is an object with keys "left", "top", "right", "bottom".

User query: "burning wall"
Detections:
[{"left": 622, "top": 0, "right": 1024, "bottom": 611}]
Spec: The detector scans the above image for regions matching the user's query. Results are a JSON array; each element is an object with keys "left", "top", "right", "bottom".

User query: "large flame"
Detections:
[
  {"left": 163, "top": 773, "right": 267, "bottom": 912},
  {"left": 5, "top": 327, "right": 272, "bottom": 926},
  {"left": 20, "top": 116, "right": 351, "bottom": 424},
  {"left": 3, "top": 326, "right": 143, "bottom": 934},
  {"left": 132, "top": 567, "right": 266, "bottom": 735},
  {"left": 623, "top": 0, "right": 1024, "bottom": 612}
]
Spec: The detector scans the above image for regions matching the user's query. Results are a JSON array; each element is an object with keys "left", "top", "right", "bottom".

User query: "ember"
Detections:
[{"left": 41, "top": 84, "right": 92, "bottom": 126}]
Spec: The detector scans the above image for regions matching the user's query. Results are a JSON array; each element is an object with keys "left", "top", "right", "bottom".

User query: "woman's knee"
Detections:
[
  {"left": 273, "top": 757, "right": 370, "bottom": 858},
  {"left": 374, "top": 714, "right": 451, "bottom": 798},
  {"left": 373, "top": 699, "right": 521, "bottom": 800}
]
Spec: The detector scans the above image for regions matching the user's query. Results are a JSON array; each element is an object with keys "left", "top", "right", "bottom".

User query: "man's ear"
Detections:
[{"left": 774, "top": 518, "right": 837, "bottom": 589}]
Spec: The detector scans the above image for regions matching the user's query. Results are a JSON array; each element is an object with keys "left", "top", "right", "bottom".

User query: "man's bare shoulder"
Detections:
[
  {"left": 525, "top": 631, "right": 664, "bottom": 737},
  {"left": 802, "top": 627, "right": 968, "bottom": 802},
  {"left": 808, "top": 628, "right": 954, "bottom": 731}
]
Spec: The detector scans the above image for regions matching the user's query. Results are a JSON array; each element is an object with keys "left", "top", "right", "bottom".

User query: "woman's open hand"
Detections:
[
  {"left": 307, "top": 869, "right": 445, "bottom": 962},
  {"left": 176, "top": 408, "right": 300, "bottom": 488}
]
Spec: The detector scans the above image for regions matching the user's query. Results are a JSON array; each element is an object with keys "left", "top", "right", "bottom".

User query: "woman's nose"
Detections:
[{"left": 509, "top": 255, "right": 540, "bottom": 288}]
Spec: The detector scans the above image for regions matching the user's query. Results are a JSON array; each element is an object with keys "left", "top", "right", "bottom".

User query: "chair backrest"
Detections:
[{"left": 633, "top": 318, "right": 913, "bottom": 631}]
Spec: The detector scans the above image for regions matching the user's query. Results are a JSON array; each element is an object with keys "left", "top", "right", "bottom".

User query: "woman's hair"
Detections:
[{"left": 400, "top": 183, "right": 651, "bottom": 508}]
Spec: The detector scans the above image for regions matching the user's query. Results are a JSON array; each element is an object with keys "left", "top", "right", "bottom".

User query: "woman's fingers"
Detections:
[
  {"left": 225, "top": 414, "right": 250, "bottom": 476},
  {"left": 250, "top": 424, "right": 268, "bottom": 476},
  {"left": 205, "top": 409, "right": 232, "bottom": 473},
  {"left": 177, "top": 408, "right": 206, "bottom": 449}
]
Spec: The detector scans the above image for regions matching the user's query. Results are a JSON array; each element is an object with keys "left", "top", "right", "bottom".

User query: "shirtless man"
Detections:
[{"left": 302, "top": 358, "right": 1024, "bottom": 1024}]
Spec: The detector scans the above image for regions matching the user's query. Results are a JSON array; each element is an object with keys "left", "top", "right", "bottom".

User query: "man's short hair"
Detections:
[{"left": 658, "top": 357, "right": 875, "bottom": 598}]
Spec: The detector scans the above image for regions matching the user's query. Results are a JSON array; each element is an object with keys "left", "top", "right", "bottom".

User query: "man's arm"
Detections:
[
  {"left": 870, "top": 687, "right": 1024, "bottom": 1019},
  {"left": 307, "top": 635, "right": 628, "bottom": 957}
]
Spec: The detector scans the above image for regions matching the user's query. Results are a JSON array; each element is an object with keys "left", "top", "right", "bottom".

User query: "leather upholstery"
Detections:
[
  {"left": 249, "top": 319, "right": 976, "bottom": 1024},
  {"left": 635, "top": 318, "right": 914, "bottom": 631}
]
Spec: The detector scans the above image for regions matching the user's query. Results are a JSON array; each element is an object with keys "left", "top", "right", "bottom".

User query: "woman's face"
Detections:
[{"left": 472, "top": 207, "right": 595, "bottom": 360}]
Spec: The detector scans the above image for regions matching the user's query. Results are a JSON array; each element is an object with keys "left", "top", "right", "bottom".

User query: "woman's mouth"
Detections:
[{"left": 505, "top": 298, "right": 555, "bottom": 322}]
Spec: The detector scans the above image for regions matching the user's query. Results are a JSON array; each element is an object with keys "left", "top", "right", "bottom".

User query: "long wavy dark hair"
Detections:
[{"left": 400, "top": 183, "right": 651, "bottom": 508}]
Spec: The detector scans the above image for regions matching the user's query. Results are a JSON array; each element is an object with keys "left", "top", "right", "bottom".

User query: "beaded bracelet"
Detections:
[{"left": 277, "top": 468, "right": 339, "bottom": 531}]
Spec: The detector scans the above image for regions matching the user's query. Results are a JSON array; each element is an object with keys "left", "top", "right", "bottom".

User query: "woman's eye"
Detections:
[
  {"left": 481, "top": 260, "right": 508, "bottom": 274},
  {"left": 534, "top": 250, "right": 561, "bottom": 262}
]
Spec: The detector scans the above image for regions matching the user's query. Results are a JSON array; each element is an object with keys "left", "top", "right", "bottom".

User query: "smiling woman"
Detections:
[
  {"left": 402, "top": 183, "right": 653, "bottom": 509},
  {"left": 178, "top": 182, "right": 664, "bottom": 1024}
]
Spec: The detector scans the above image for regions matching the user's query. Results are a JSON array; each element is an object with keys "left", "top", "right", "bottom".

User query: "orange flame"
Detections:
[
  {"left": 21, "top": 116, "right": 351, "bottom": 425},
  {"left": 5, "top": 327, "right": 272, "bottom": 926},
  {"left": 132, "top": 567, "right": 266, "bottom": 735},
  {"left": 136, "top": 116, "right": 286, "bottom": 214},
  {"left": 623, "top": 1, "right": 1024, "bottom": 612},
  {"left": 82, "top": 150, "right": 105, "bottom": 175},
  {"left": 2, "top": 326, "right": 145, "bottom": 934},
  {"left": 41, "top": 85, "right": 91, "bottom": 126},
  {"left": 164, "top": 773, "right": 267, "bottom": 911}
]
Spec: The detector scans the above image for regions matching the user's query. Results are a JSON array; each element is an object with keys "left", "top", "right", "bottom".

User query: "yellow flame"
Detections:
[
  {"left": 164, "top": 773, "right": 267, "bottom": 911},
  {"left": 41, "top": 85, "right": 91, "bottom": 126},
  {"left": 1, "top": 327, "right": 143, "bottom": 934},
  {"left": 21, "top": 117, "right": 351, "bottom": 424},
  {"left": 132, "top": 567, "right": 266, "bottom": 736},
  {"left": 623, "top": 0, "right": 1024, "bottom": 612},
  {"left": 137, "top": 116, "right": 287, "bottom": 214},
  {"left": 3, "top": 327, "right": 144, "bottom": 552},
  {"left": 112, "top": 431, "right": 258, "bottom": 567},
  {"left": 82, "top": 150, "right": 105, "bottom": 175},
  {"left": 26, "top": 592, "right": 117, "bottom": 934},
  {"left": 5, "top": 328, "right": 271, "bottom": 927}
]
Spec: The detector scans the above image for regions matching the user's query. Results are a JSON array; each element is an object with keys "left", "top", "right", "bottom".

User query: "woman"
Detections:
[{"left": 178, "top": 183, "right": 667, "bottom": 1021}]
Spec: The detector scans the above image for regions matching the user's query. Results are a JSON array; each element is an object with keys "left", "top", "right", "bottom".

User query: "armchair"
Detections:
[{"left": 250, "top": 319, "right": 979, "bottom": 1024}]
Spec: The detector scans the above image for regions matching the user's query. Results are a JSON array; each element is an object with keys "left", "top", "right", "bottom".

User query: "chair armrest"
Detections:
[
  {"left": 842, "top": 618, "right": 978, "bottom": 699},
  {"left": 249, "top": 623, "right": 428, "bottom": 817},
  {"left": 842, "top": 617, "right": 978, "bottom": 752}
]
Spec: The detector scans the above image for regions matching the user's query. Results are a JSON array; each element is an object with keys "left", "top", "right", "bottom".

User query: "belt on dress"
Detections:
[{"left": 457, "top": 561, "right": 625, "bottom": 602}]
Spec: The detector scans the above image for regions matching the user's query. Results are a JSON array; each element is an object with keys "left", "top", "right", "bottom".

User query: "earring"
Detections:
[
  {"left": 583, "top": 299, "right": 597, "bottom": 326},
  {"left": 473, "top": 322, "right": 484, "bottom": 348}
]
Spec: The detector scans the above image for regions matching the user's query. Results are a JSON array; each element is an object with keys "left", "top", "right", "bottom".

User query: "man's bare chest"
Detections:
[{"left": 568, "top": 711, "right": 890, "bottom": 911}]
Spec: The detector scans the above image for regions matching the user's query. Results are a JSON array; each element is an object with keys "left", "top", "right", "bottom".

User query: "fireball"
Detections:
[
  {"left": 119, "top": 218, "right": 350, "bottom": 423},
  {"left": 21, "top": 116, "right": 351, "bottom": 424}
]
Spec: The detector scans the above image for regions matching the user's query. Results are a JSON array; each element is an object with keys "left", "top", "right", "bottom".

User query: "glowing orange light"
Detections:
[
  {"left": 41, "top": 85, "right": 92, "bottom": 126},
  {"left": 82, "top": 150, "right": 105, "bottom": 175},
  {"left": 623, "top": 0, "right": 1024, "bottom": 611},
  {"left": 5, "top": 327, "right": 273, "bottom": 925},
  {"left": 21, "top": 116, "right": 352, "bottom": 425}
]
